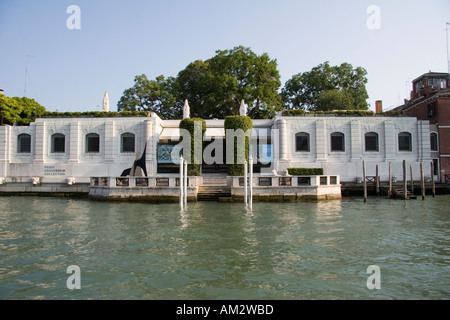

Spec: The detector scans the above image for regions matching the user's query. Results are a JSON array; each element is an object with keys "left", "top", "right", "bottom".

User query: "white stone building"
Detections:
[{"left": 0, "top": 112, "right": 434, "bottom": 194}]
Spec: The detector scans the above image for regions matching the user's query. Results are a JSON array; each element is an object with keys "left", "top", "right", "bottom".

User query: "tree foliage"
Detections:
[
  {"left": 118, "top": 46, "right": 282, "bottom": 119},
  {"left": 117, "top": 51, "right": 369, "bottom": 119},
  {"left": 315, "top": 89, "right": 355, "bottom": 111},
  {"left": 176, "top": 46, "right": 282, "bottom": 119},
  {"left": 281, "top": 61, "right": 369, "bottom": 111},
  {"left": 117, "top": 74, "right": 178, "bottom": 119},
  {"left": 0, "top": 95, "right": 46, "bottom": 125}
]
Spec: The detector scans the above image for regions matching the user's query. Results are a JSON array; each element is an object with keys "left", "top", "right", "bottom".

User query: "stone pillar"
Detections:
[
  {"left": 279, "top": 118, "right": 288, "bottom": 161},
  {"left": 144, "top": 119, "right": 153, "bottom": 176},
  {"left": 34, "top": 120, "right": 45, "bottom": 163},
  {"left": 350, "top": 120, "right": 362, "bottom": 162},
  {"left": 384, "top": 120, "right": 395, "bottom": 161},
  {"left": 315, "top": 120, "right": 327, "bottom": 162},
  {"left": 68, "top": 121, "right": 80, "bottom": 163},
  {"left": 418, "top": 120, "right": 431, "bottom": 161},
  {"left": 0, "top": 126, "right": 10, "bottom": 177},
  {"left": 104, "top": 120, "right": 115, "bottom": 163}
]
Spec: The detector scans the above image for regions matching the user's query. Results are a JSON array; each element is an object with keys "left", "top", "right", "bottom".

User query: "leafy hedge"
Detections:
[
  {"left": 179, "top": 118, "right": 206, "bottom": 176},
  {"left": 224, "top": 115, "right": 253, "bottom": 176},
  {"left": 381, "top": 110, "right": 405, "bottom": 117},
  {"left": 42, "top": 111, "right": 150, "bottom": 117},
  {"left": 282, "top": 109, "right": 405, "bottom": 117},
  {"left": 282, "top": 109, "right": 306, "bottom": 116},
  {"left": 287, "top": 168, "right": 324, "bottom": 175}
]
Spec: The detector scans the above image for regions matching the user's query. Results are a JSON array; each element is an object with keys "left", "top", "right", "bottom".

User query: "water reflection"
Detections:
[{"left": 0, "top": 196, "right": 449, "bottom": 299}]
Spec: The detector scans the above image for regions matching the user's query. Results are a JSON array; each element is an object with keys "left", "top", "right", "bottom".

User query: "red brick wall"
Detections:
[
  {"left": 404, "top": 99, "right": 438, "bottom": 124},
  {"left": 437, "top": 98, "right": 450, "bottom": 175}
]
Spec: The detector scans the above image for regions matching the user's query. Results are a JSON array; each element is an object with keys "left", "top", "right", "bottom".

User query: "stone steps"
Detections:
[{"left": 198, "top": 186, "right": 231, "bottom": 201}]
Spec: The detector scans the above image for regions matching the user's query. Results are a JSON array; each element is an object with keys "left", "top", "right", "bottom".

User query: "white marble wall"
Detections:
[
  {"left": 0, "top": 114, "right": 435, "bottom": 184},
  {"left": 276, "top": 115, "right": 433, "bottom": 182}
]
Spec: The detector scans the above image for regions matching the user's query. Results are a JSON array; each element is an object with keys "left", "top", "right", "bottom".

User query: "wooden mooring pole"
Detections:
[
  {"left": 410, "top": 165, "right": 414, "bottom": 195},
  {"left": 376, "top": 165, "right": 380, "bottom": 196},
  {"left": 403, "top": 160, "right": 407, "bottom": 200},
  {"left": 431, "top": 161, "right": 436, "bottom": 198},
  {"left": 388, "top": 162, "right": 392, "bottom": 198},
  {"left": 420, "top": 162, "right": 425, "bottom": 200},
  {"left": 363, "top": 160, "right": 367, "bottom": 202}
]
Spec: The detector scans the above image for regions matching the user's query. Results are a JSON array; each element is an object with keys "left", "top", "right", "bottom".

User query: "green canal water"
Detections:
[{"left": 0, "top": 195, "right": 449, "bottom": 300}]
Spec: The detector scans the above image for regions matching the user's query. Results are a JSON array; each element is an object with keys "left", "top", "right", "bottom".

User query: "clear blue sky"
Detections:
[{"left": 0, "top": 0, "right": 449, "bottom": 113}]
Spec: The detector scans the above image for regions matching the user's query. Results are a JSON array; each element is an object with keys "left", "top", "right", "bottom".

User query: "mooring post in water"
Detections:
[
  {"left": 363, "top": 160, "right": 367, "bottom": 202},
  {"left": 244, "top": 160, "right": 248, "bottom": 205},
  {"left": 249, "top": 156, "right": 253, "bottom": 209},
  {"left": 184, "top": 159, "right": 188, "bottom": 205},
  {"left": 431, "top": 161, "right": 436, "bottom": 198},
  {"left": 376, "top": 164, "right": 380, "bottom": 196},
  {"left": 420, "top": 162, "right": 425, "bottom": 200},
  {"left": 180, "top": 155, "right": 184, "bottom": 210},
  {"left": 403, "top": 160, "right": 408, "bottom": 200},
  {"left": 410, "top": 165, "right": 414, "bottom": 195},
  {"left": 389, "top": 162, "right": 392, "bottom": 198}
]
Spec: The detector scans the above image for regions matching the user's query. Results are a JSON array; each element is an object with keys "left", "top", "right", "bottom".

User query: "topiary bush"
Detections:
[
  {"left": 179, "top": 118, "right": 206, "bottom": 176},
  {"left": 287, "top": 168, "right": 324, "bottom": 175},
  {"left": 224, "top": 115, "right": 253, "bottom": 176}
]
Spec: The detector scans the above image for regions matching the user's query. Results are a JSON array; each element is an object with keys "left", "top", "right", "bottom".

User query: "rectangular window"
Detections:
[
  {"left": 52, "top": 135, "right": 65, "bottom": 153},
  {"left": 399, "top": 133, "right": 412, "bottom": 151},
  {"left": 116, "top": 178, "right": 129, "bottom": 187},
  {"left": 259, "top": 177, "right": 272, "bottom": 186},
  {"left": 86, "top": 134, "right": 100, "bottom": 153},
  {"left": 331, "top": 133, "right": 345, "bottom": 152},
  {"left": 176, "top": 178, "right": 190, "bottom": 186},
  {"left": 427, "top": 102, "right": 437, "bottom": 118},
  {"left": 320, "top": 176, "right": 328, "bottom": 185},
  {"left": 18, "top": 134, "right": 31, "bottom": 153},
  {"left": 432, "top": 159, "right": 439, "bottom": 176},
  {"left": 365, "top": 133, "right": 379, "bottom": 152},
  {"left": 156, "top": 178, "right": 169, "bottom": 186},
  {"left": 136, "top": 178, "right": 149, "bottom": 187},
  {"left": 239, "top": 177, "right": 249, "bottom": 186},
  {"left": 330, "top": 176, "right": 338, "bottom": 185},
  {"left": 279, "top": 177, "right": 292, "bottom": 186},
  {"left": 121, "top": 133, "right": 135, "bottom": 153},
  {"left": 430, "top": 133, "right": 438, "bottom": 151},
  {"left": 298, "top": 177, "right": 311, "bottom": 186},
  {"left": 295, "top": 134, "right": 310, "bottom": 152}
]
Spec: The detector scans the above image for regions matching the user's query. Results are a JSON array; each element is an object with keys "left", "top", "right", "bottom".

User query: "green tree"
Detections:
[
  {"left": 0, "top": 95, "right": 46, "bottom": 125},
  {"left": 175, "top": 46, "right": 282, "bottom": 119},
  {"left": 281, "top": 61, "right": 369, "bottom": 111},
  {"left": 117, "top": 74, "right": 178, "bottom": 119},
  {"left": 315, "top": 89, "right": 355, "bottom": 111}
]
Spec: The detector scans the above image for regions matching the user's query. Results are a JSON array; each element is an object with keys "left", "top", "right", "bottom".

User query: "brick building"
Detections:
[{"left": 396, "top": 72, "right": 450, "bottom": 181}]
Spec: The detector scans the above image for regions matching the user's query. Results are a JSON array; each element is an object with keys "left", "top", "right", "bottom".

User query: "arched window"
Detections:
[
  {"left": 51, "top": 133, "right": 65, "bottom": 153},
  {"left": 398, "top": 132, "right": 412, "bottom": 151},
  {"left": 86, "top": 133, "right": 100, "bottom": 153},
  {"left": 121, "top": 133, "right": 135, "bottom": 153},
  {"left": 295, "top": 132, "right": 310, "bottom": 152},
  {"left": 330, "top": 132, "right": 345, "bottom": 152},
  {"left": 430, "top": 132, "right": 438, "bottom": 151},
  {"left": 365, "top": 132, "right": 379, "bottom": 152},
  {"left": 17, "top": 133, "right": 31, "bottom": 153}
]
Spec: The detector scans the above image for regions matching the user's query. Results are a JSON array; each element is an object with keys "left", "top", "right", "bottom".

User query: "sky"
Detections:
[{"left": 0, "top": 0, "right": 449, "bottom": 113}]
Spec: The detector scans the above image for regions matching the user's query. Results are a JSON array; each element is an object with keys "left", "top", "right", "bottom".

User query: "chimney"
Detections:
[{"left": 375, "top": 100, "right": 383, "bottom": 113}]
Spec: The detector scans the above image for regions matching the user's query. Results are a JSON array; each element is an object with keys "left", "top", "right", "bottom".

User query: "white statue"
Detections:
[
  {"left": 102, "top": 91, "right": 109, "bottom": 112},
  {"left": 183, "top": 99, "right": 190, "bottom": 119},
  {"left": 239, "top": 99, "right": 247, "bottom": 116}
]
